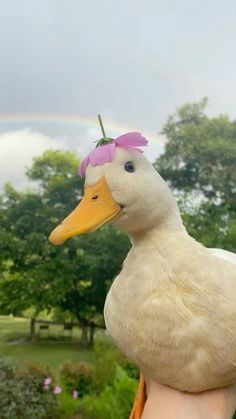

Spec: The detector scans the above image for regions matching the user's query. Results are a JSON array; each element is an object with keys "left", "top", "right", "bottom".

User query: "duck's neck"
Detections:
[
  {"left": 130, "top": 214, "right": 189, "bottom": 258},
  {"left": 132, "top": 205, "right": 186, "bottom": 239}
]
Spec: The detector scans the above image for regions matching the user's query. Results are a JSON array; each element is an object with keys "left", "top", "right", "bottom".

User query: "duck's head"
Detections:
[{"left": 49, "top": 132, "right": 182, "bottom": 245}]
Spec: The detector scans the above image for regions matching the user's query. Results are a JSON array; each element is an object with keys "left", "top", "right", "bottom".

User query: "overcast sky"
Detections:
[{"left": 0, "top": 0, "right": 236, "bottom": 189}]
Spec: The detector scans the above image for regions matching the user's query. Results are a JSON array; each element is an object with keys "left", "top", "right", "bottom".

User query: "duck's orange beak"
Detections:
[{"left": 49, "top": 176, "right": 121, "bottom": 245}]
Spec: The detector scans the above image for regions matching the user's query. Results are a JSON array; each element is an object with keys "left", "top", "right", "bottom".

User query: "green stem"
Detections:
[{"left": 98, "top": 114, "right": 107, "bottom": 139}]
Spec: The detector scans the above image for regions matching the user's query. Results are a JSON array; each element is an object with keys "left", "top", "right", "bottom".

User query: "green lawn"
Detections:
[{"left": 0, "top": 316, "right": 94, "bottom": 374}]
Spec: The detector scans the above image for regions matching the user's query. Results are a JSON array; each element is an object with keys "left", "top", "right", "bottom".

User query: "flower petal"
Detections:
[
  {"left": 53, "top": 385, "right": 62, "bottom": 394},
  {"left": 78, "top": 153, "right": 91, "bottom": 177},
  {"left": 72, "top": 389, "right": 79, "bottom": 399},
  {"left": 44, "top": 377, "right": 52, "bottom": 386},
  {"left": 78, "top": 132, "right": 148, "bottom": 176},
  {"left": 114, "top": 132, "right": 148, "bottom": 148},
  {"left": 90, "top": 143, "right": 116, "bottom": 166}
]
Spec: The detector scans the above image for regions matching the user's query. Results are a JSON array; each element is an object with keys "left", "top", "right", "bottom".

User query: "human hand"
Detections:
[{"left": 141, "top": 380, "right": 236, "bottom": 419}]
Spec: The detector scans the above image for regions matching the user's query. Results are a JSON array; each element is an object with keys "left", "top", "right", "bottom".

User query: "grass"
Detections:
[
  {"left": 0, "top": 316, "right": 94, "bottom": 374},
  {"left": 0, "top": 315, "right": 29, "bottom": 343},
  {"left": 0, "top": 315, "right": 83, "bottom": 343}
]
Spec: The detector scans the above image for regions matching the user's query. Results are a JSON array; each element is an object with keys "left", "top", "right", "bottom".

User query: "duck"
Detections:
[{"left": 49, "top": 131, "right": 236, "bottom": 418}]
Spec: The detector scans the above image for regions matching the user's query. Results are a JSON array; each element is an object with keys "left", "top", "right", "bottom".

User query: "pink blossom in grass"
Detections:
[
  {"left": 44, "top": 377, "right": 52, "bottom": 386},
  {"left": 72, "top": 389, "right": 79, "bottom": 399},
  {"left": 78, "top": 132, "right": 148, "bottom": 176},
  {"left": 53, "top": 385, "right": 62, "bottom": 395}
]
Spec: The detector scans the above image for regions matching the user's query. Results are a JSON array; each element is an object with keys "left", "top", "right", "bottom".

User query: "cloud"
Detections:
[
  {"left": 0, "top": 129, "right": 67, "bottom": 190},
  {"left": 0, "top": 127, "right": 164, "bottom": 191},
  {"left": 1, "top": 0, "right": 236, "bottom": 133}
]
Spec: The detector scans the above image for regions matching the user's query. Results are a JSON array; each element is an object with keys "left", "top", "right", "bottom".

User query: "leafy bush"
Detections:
[
  {"left": 0, "top": 356, "right": 59, "bottom": 419},
  {"left": 58, "top": 340, "right": 139, "bottom": 418},
  {"left": 18, "top": 363, "right": 54, "bottom": 388},
  {"left": 93, "top": 337, "right": 139, "bottom": 382},
  {"left": 0, "top": 355, "right": 16, "bottom": 380},
  {"left": 81, "top": 365, "right": 137, "bottom": 419},
  {"left": 91, "top": 339, "right": 124, "bottom": 392},
  {"left": 59, "top": 360, "right": 92, "bottom": 397},
  {"left": 57, "top": 392, "right": 80, "bottom": 418},
  {"left": 120, "top": 359, "right": 139, "bottom": 380}
]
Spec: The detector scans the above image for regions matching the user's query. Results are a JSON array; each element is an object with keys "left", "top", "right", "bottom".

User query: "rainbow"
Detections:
[{"left": 0, "top": 112, "right": 165, "bottom": 145}]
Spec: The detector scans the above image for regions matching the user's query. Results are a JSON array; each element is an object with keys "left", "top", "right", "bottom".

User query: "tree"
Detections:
[
  {"left": 0, "top": 150, "right": 83, "bottom": 316},
  {"left": 0, "top": 150, "right": 130, "bottom": 344},
  {"left": 154, "top": 99, "right": 236, "bottom": 251}
]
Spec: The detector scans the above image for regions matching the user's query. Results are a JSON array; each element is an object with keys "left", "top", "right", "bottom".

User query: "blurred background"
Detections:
[{"left": 0, "top": 1, "right": 235, "bottom": 418}]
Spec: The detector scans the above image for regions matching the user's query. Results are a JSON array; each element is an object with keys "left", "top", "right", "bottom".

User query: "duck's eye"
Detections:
[{"left": 124, "top": 161, "right": 135, "bottom": 173}]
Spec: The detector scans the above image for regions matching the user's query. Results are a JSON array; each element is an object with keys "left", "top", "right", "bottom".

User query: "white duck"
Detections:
[{"left": 49, "top": 132, "right": 236, "bottom": 418}]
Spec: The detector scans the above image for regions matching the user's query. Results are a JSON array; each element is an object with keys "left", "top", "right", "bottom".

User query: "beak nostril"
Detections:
[{"left": 92, "top": 195, "right": 98, "bottom": 201}]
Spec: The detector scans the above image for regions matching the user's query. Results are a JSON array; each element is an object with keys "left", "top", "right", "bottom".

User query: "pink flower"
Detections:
[
  {"left": 114, "top": 132, "right": 148, "bottom": 149},
  {"left": 72, "top": 389, "right": 79, "bottom": 399},
  {"left": 43, "top": 385, "right": 49, "bottom": 391},
  {"left": 78, "top": 132, "right": 148, "bottom": 176},
  {"left": 53, "top": 385, "right": 62, "bottom": 395},
  {"left": 44, "top": 377, "right": 52, "bottom": 386},
  {"left": 79, "top": 143, "right": 116, "bottom": 176}
]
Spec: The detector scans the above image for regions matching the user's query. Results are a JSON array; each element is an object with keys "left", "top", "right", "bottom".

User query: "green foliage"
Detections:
[
  {"left": 57, "top": 392, "right": 80, "bottom": 418},
  {"left": 155, "top": 99, "right": 236, "bottom": 250},
  {"left": 0, "top": 356, "right": 59, "bottom": 419},
  {"left": 59, "top": 360, "right": 92, "bottom": 397},
  {"left": 0, "top": 355, "right": 16, "bottom": 380},
  {"left": 81, "top": 365, "right": 137, "bottom": 419},
  {"left": 91, "top": 338, "right": 124, "bottom": 392},
  {"left": 89, "top": 335, "right": 139, "bottom": 397},
  {"left": 56, "top": 337, "right": 138, "bottom": 418},
  {"left": 0, "top": 150, "right": 83, "bottom": 317},
  {"left": 0, "top": 149, "right": 130, "bottom": 337},
  {"left": 0, "top": 330, "right": 137, "bottom": 419},
  {"left": 182, "top": 202, "right": 236, "bottom": 252},
  {"left": 121, "top": 359, "right": 139, "bottom": 380},
  {"left": 156, "top": 98, "right": 236, "bottom": 206}
]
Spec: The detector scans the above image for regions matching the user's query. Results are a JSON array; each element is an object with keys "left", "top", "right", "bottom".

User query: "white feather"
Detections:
[{"left": 209, "top": 248, "right": 236, "bottom": 264}]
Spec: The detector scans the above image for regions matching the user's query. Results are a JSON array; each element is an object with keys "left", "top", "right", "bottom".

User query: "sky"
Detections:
[{"left": 0, "top": 0, "right": 236, "bottom": 189}]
